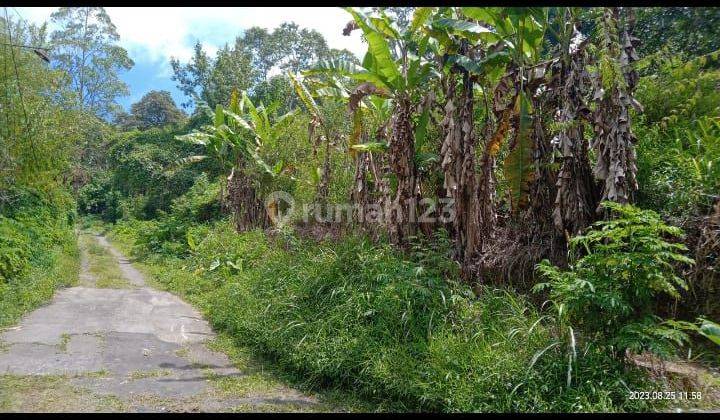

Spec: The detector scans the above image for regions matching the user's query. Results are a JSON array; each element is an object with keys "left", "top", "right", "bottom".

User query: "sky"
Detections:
[{"left": 15, "top": 7, "right": 366, "bottom": 112}]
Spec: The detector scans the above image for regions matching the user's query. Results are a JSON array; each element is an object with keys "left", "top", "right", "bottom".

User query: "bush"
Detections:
[
  {"left": 131, "top": 174, "right": 222, "bottom": 256},
  {"left": 636, "top": 116, "right": 720, "bottom": 219},
  {"left": 108, "top": 126, "right": 209, "bottom": 218},
  {"left": 0, "top": 186, "right": 78, "bottom": 327},
  {"left": 76, "top": 172, "right": 124, "bottom": 222},
  {"left": 635, "top": 56, "right": 720, "bottom": 219},
  {"left": 0, "top": 236, "right": 78, "bottom": 328},
  {"left": 535, "top": 202, "right": 694, "bottom": 359},
  {"left": 0, "top": 216, "right": 33, "bottom": 282},
  {"left": 113, "top": 219, "right": 657, "bottom": 412}
]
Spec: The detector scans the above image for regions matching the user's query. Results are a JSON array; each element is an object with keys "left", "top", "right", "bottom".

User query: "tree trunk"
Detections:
[
  {"left": 386, "top": 93, "right": 417, "bottom": 246},
  {"left": 440, "top": 70, "right": 480, "bottom": 270},
  {"left": 316, "top": 135, "right": 331, "bottom": 204},
  {"left": 552, "top": 36, "right": 600, "bottom": 237},
  {"left": 591, "top": 7, "right": 642, "bottom": 209},
  {"left": 226, "top": 158, "right": 268, "bottom": 232}
]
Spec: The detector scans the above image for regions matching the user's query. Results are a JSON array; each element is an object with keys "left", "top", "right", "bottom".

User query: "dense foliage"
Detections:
[
  {"left": 116, "top": 90, "right": 187, "bottom": 130},
  {"left": 2, "top": 5, "right": 719, "bottom": 413},
  {"left": 0, "top": 188, "right": 78, "bottom": 328},
  {"left": 0, "top": 14, "right": 81, "bottom": 325},
  {"left": 536, "top": 202, "right": 694, "bottom": 358},
  {"left": 109, "top": 218, "right": 658, "bottom": 412}
]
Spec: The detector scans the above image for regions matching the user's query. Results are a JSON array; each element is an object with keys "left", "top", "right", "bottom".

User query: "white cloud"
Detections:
[{"left": 15, "top": 7, "right": 366, "bottom": 74}]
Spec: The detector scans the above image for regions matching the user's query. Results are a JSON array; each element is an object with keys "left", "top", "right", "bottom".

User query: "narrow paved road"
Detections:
[{"left": 0, "top": 232, "right": 323, "bottom": 412}]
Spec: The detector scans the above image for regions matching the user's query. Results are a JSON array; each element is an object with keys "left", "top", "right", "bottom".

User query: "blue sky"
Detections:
[
  {"left": 17, "top": 7, "right": 366, "bottom": 112},
  {"left": 119, "top": 57, "right": 187, "bottom": 111}
]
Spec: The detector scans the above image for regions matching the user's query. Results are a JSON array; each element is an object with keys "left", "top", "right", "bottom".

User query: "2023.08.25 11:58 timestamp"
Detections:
[{"left": 629, "top": 391, "right": 702, "bottom": 400}]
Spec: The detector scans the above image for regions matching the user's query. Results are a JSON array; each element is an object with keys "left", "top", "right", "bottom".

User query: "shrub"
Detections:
[
  {"left": 114, "top": 219, "right": 657, "bottom": 412},
  {"left": 535, "top": 202, "right": 695, "bottom": 359},
  {"left": 0, "top": 216, "right": 33, "bottom": 282},
  {"left": 0, "top": 186, "right": 78, "bottom": 327},
  {"left": 108, "top": 126, "right": 211, "bottom": 218},
  {"left": 132, "top": 174, "right": 222, "bottom": 256},
  {"left": 635, "top": 55, "right": 720, "bottom": 219},
  {"left": 76, "top": 172, "right": 124, "bottom": 222},
  {"left": 636, "top": 116, "right": 720, "bottom": 219}
]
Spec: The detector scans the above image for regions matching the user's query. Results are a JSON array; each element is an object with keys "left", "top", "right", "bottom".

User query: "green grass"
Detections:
[
  {"left": 59, "top": 333, "right": 71, "bottom": 353},
  {"left": 0, "top": 235, "right": 79, "bottom": 329},
  {"left": 78, "top": 232, "right": 132, "bottom": 289},
  {"left": 106, "top": 219, "right": 676, "bottom": 412},
  {"left": 128, "top": 369, "right": 172, "bottom": 380},
  {"left": 0, "top": 374, "right": 127, "bottom": 412}
]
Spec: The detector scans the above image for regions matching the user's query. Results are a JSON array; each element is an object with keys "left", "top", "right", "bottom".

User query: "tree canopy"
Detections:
[
  {"left": 117, "top": 90, "right": 186, "bottom": 130},
  {"left": 50, "top": 7, "right": 134, "bottom": 118}
]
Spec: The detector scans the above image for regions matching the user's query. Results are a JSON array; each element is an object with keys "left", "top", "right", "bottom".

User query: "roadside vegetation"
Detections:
[{"left": 2, "top": 6, "right": 719, "bottom": 412}]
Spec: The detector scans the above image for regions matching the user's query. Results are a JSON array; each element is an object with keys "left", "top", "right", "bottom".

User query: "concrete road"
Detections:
[{"left": 0, "top": 232, "right": 322, "bottom": 412}]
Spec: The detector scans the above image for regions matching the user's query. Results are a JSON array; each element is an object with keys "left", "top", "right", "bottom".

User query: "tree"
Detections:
[
  {"left": 171, "top": 23, "right": 334, "bottom": 110},
  {"left": 124, "top": 90, "right": 186, "bottom": 130},
  {"left": 630, "top": 7, "right": 720, "bottom": 58},
  {"left": 209, "top": 44, "right": 256, "bottom": 108},
  {"left": 171, "top": 41, "right": 256, "bottom": 110},
  {"left": 288, "top": 72, "right": 337, "bottom": 204},
  {"left": 0, "top": 14, "right": 82, "bottom": 202},
  {"left": 175, "top": 90, "right": 293, "bottom": 231},
  {"left": 272, "top": 23, "right": 329, "bottom": 75},
  {"left": 50, "top": 7, "right": 134, "bottom": 119},
  {"left": 317, "top": 7, "right": 438, "bottom": 246},
  {"left": 170, "top": 42, "right": 213, "bottom": 109},
  {"left": 550, "top": 8, "right": 600, "bottom": 238},
  {"left": 591, "top": 7, "right": 642, "bottom": 208}
]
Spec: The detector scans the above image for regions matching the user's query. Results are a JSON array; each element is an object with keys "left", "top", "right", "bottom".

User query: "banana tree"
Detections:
[
  {"left": 419, "top": 7, "right": 549, "bottom": 263},
  {"left": 424, "top": 7, "right": 514, "bottom": 264},
  {"left": 349, "top": 96, "right": 394, "bottom": 229},
  {"left": 464, "top": 7, "right": 550, "bottom": 218},
  {"left": 288, "top": 71, "right": 339, "bottom": 205},
  {"left": 547, "top": 8, "right": 600, "bottom": 238},
  {"left": 590, "top": 7, "right": 642, "bottom": 210},
  {"left": 307, "top": 7, "right": 439, "bottom": 245},
  {"left": 174, "top": 98, "right": 236, "bottom": 211},
  {"left": 175, "top": 89, "right": 292, "bottom": 231}
]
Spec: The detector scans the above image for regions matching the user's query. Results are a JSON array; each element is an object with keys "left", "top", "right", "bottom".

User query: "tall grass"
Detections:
[{"left": 110, "top": 219, "right": 659, "bottom": 412}]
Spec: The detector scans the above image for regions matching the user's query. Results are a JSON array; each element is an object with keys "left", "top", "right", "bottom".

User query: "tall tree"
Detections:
[
  {"left": 209, "top": 44, "right": 256, "bottom": 107},
  {"left": 0, "top": 14, "right": 81, "bottom": 202},
  {"left": 272, "top": 23, "right": 329, "bottom": 75},
  {"left": 170, "top": 41, "right": 213, "bottom": 108},
  {"left": 171, "top": 23, "right": 334, "bottom": 110},
  {"left": 123, "top": 90, "right": 186, "bottom": 130},
  {"left": 628, "top": 7, "right": 720, "bottom": 58},
  {"left": 50, "top": 7, "right": 134, "bottom": 118}
]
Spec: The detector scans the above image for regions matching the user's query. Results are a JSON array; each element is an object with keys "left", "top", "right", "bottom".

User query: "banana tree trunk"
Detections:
[
  {"left": 316, "top": 135, "right": 331, "bottom": 205},
  {"left": 440, "top": 70, "right": 481, "bottom": 269},
  {"left": 386, "top": 93, "right": 418, "bottom": 246},
  {"left": 552, "top": 39, "right": 600, "bottom": 237},
  {"left": 227, "top": 158, "right": 268, "bottom": 232},
  {"left": 591, "top": 7, "right": 642, "bottom": 210}
]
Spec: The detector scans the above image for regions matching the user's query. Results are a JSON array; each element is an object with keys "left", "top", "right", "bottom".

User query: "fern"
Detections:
[{"left": 535, "top": 202, "right": 695, "bottom": 360}]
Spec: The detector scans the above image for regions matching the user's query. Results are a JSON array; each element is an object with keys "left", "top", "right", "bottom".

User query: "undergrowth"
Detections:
[
  {"left": 0, "top": 188, "right": 79, "bottom": 328},
  {"left": 108, "top": 218, "right": 665, "bottom": 412}
]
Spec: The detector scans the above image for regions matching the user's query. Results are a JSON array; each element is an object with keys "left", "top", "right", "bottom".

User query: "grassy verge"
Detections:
[
  {"left": 0, "top": 237, "right": 79, "bottom": 329},
  {"left": 104, "top": 218, "right": 679, "bottom": 412}
]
